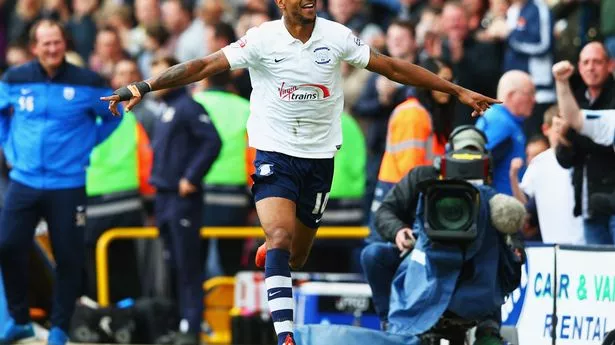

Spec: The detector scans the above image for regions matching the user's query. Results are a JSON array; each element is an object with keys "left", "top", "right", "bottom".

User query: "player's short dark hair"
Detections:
[
  {"left": 151, "top": 54, "right": 180, "bottom": 69},
  {"left": 388, "top": 18, "right": 416, "bottom": 39},
  {"left": 213, "top": 22, "right": 237, "bottom": 44},
  {"left": 29, "top": 19, "right": 68, "bottom": 45}
]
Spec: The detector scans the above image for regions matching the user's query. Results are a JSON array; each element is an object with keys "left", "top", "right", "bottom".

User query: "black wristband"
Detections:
[
  {"left": 112, "top": 81, "right": 151, "bottom": 101},
  {"left": 134, "top": 81, "right": 151, "bottom": 95}
]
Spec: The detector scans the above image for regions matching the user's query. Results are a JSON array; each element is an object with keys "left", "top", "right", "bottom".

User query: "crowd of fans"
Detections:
[{"left": 0, "top": 0, "right": 614, "bottom": 305}]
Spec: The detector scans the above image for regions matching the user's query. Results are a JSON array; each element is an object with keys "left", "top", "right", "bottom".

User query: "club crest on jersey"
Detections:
[
  {"left": 354, "top": 36, "right": 364, "bottom": 46},
  {"left": 231, "top": 36, "right": 247, "bottom": 48},
  {"left": 63, "top": 87, "right": 75, "bottom": 101},
  {"left": 277, "top": 82, "right": 331, "bottom": 101},
  {"left": 314, "top": 46, "right": 331, "bottom": 65}
]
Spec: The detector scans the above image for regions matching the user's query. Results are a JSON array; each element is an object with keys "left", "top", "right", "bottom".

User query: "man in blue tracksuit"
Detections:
[
  {"left": 149, "top": 55, "right": 221, "bottom": 345},
  {"left": 0, "top": 19, "right": 120, "bottom": 345}
]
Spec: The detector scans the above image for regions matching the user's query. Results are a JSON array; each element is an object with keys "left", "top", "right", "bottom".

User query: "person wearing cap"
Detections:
[
  {"left": 362, "top": 126, "right": 520, "bottom": 345},
  {"left": 360, "top": 126, "right": 490, "bottom": 329}
]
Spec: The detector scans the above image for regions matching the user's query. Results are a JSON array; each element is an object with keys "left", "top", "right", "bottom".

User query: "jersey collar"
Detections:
[{"left": 279, "top": 16, "right": 324, "bottom": 45}]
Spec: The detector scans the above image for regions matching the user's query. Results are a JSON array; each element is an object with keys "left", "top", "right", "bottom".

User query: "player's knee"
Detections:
[
  {"left": 265, "top": 227, "right": 293, "bottom": 249},
  {"left": 289, "top": 255, "right": 307, "bottom": 270}
]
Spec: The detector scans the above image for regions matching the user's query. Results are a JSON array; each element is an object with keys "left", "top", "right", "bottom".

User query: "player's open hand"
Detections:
[
  {"left": 456, "top": 88, "right": 501, "bottom": 117},
  {"left": 100, "top": 81, "right": 152, "bottom": 116}
]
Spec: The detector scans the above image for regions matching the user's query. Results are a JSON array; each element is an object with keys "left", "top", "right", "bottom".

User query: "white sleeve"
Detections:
[
  {"left": 580, "top": 110, "right": 615, "bottom": 148},
  {"left": 341, "top": 31, "right": 371, "bottom": 69},
  {"left": 221, "top": 27, "right": 261, "bottom": 70},
  {"left": 519, "top": 163, "right": 536, "bottom": 198}
]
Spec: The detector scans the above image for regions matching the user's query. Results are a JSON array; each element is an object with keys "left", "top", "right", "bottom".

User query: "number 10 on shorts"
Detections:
[{"left": 312, "top": 192, "right": 330, "bottom": 215}]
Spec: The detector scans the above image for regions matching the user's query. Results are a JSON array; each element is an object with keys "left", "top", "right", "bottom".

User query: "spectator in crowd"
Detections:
[
  {"left": 517, "top": 133, "right": 549, "bottom": 242},
  {"left": 7, "top": 0, "right": 42, "bottom": 45},
  {"left": 83, "top": 60, "right": 156, "bottom": 303},
  {"left": 193, "top": 67, "right": 252, "bottom": 277},
  {"left": 161, "top": 0, "right": 206, "bottom": 63},
  {"left": 5, "top": 42, "right": 33, "bottom": 66},
  {"left": 476, "top": 70, "right": 535, "bottom": 195},
  {"left": 439, "top": 1, "right": 502, "bottom": 127},
  {"left": 368, "top": 57, "right": 455, "bottom": 242},
  {"left": 551, "top": 0, "right": 600, "bottom": 64},
  {"left": 524, "top": 134, "right": 549, "bottom": 165},
  {"left": 320, "top": 0, "right": 384, "bottom": 46},
  {"left": 89, "top": 26, "right": 128, "bottom": 81},
  {"left": 113, "top": 59, "right": 160, "bottom": 139},
  {"left": 149, "top": 55, "right": 221, "bottom": 345},
  {"left": 138, "top": 23, "right": 171, "bottom": 79},
  {"left": 0, "top": 19, "right": 120, "bottom": 345},
  {"left": 602, "top": 0, "right": 615, "bottom": 59},
  {"left": 65, "top": 0, "right": 98, "bottom": 62},
  {"left": 552, "top": 59, "right": 615, "bottom": 243},
  {"left": 503, "top": 0, "right": 556, "bottom": 138},
  {"left": 0, "top": 0, "right": 11, "bottom": 68},
  {"left": 555, "top": 42, "right": 615, "bottom": 244},
  {"left": 353, "top": 19, "right": 417, "bottom": 223},
  {"left": 128, "top": 0, "right": 162, "bottom": 58},
  {"left": 99, "top": 4, "right": 135, "bottom": 55},
  {"left": 202, "top": 21, "right": 252, "bottom": 99},
  {"left": 463, "top": 0, "right": 490, "bottom": 32},
  {"left": 510, "top": 105, "right": 585, "bottom": 244}
]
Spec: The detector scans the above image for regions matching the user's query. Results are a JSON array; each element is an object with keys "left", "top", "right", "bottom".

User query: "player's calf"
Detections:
[{"left": 289, "top": 253, "right": 308, "bottom": 270}]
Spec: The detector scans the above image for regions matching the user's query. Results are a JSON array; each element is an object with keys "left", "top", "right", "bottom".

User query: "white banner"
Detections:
[{"left": 502, "top": 246, "right": 615, "bottom": 345}]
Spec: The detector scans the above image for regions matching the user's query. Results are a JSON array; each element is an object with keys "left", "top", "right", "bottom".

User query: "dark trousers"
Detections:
[
  {"left": 156, "top": 192, "right": 204, "bottom": 333},
  {"left": 203, "top": 184, "right": 251, "bottom": 276},
  {"left": 0, "top": 180, "right": 86, "bottom": 332},
  {"left": 84, "top": 191, "right": 144, "bottom": 303},
  {"left": 360, "top": 242, "right": 402, "bottom": 322}
]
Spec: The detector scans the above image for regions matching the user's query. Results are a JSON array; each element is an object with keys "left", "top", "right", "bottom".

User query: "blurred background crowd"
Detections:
[{"left": 0, "top": 0, "right": 614, "bottom": 305}]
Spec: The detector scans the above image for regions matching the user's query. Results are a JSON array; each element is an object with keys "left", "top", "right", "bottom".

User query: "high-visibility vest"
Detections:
[
  {"left": 86, "top": 112, "right": 153, "bottom": 196},
  {"left": 330, "top": 113, "right": 366, "bottom": 199},
  {"left": 193, "top": 90, "right": 250, "bottom": 186},
  {"left": 377, "top": 97, "right": 446, "bottom": 184}
]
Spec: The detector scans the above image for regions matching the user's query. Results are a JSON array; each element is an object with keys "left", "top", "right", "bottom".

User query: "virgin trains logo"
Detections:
[{"left": 278, "top": 82, "right": 330, "bottom": 101}]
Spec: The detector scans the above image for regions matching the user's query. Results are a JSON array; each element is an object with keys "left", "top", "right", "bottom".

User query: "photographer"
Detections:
[{"left": 361, "top": 125, "right": 523, "bottom": 344}]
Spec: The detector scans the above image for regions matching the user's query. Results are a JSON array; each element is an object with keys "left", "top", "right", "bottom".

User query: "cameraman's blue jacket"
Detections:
[
  {"left": 0, "top": 60, "right": 120, "bottom": 189},
  {"left": 388, "top": 184, "right": 519, "bottom": 336}
]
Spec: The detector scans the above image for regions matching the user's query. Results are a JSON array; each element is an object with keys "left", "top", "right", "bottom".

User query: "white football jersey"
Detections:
[{"left": 221, "top": 17, "right": 371, "bottom": 158}]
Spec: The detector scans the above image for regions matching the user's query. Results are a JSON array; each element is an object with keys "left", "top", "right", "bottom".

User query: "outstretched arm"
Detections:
[
  {"left": 552, "top": 60, "right": 583, "bottom": 131},
  {"left": 101, "top": 51, "right": 231, "bottom": 115},
  {"left": 365, "top": 49, "right": 500, "bottom": 116}
]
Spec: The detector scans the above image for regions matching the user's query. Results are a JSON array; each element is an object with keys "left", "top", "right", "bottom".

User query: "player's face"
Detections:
[
  {"left": 280, "top": 0, "right": 317, "bottom": 25},
  {"left": 31, "top": 24, "right": 67, "bottom": 71}
]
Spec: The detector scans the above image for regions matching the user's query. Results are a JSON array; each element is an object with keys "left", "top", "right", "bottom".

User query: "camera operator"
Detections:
[{"left": 361, "top": 125, "right": 524, "bottom": 344}]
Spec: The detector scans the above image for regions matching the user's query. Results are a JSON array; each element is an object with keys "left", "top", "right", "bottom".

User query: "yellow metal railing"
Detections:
[{"left": 95, "top": 226, "right": 369, "bottom": 307}]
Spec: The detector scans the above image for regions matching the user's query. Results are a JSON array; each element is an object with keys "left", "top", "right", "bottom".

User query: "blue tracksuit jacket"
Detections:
[{"left": 0, "top": 60, "right": 120, "bottom": 189}]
